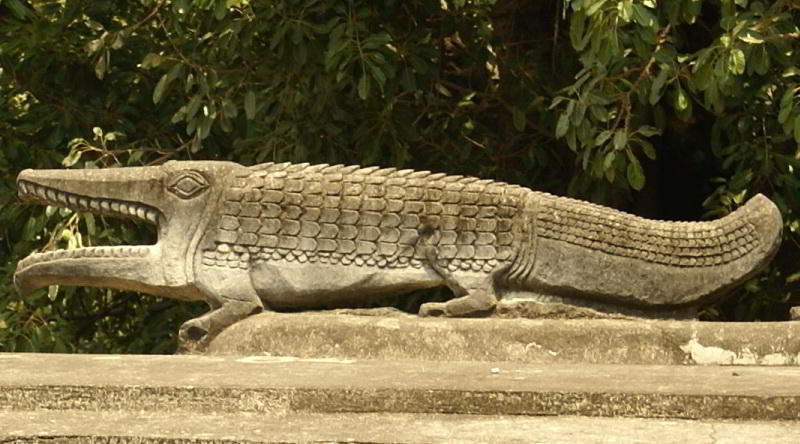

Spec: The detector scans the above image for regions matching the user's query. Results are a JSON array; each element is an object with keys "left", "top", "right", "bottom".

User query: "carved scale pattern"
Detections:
[
  {"left": 202, "top": 162, "right": 523, "bottom": 271},
  {"left": 536, "top": 196, "right": 758, "bottom": 267},
  {"left": 201, "top": 162, "right": 760, "bottom": 271}
]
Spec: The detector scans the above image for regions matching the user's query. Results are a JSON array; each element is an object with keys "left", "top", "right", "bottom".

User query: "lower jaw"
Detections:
[
  {"left": 17, "top": 245, "right": 153, "bottom": 270},
  {"left": 14, "top": 245, "right": 164, "bottom": 296}
]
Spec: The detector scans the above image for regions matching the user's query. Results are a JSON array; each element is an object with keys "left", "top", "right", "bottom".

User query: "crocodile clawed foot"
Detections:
[
  {"left": 177, "top": 318, "right": 214, "bottom": 354},
  {"left": 419, "top": 302, "right": 447, "bottom": 317}
]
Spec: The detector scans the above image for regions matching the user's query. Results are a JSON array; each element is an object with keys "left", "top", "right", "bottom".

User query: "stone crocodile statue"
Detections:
[{"left": 14, "top": 161, "right": 782, "bottom": 349}]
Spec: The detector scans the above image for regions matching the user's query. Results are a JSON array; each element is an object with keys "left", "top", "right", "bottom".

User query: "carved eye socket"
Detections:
[{"left": 167, "top": 171, "right": 209, "bottom": 199}]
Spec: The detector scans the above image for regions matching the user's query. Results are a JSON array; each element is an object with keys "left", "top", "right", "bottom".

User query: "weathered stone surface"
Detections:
[
  {"left": 2, "top": 353, "right": 800, "bottom": 420},
  {"left": 2, "top": 411, "right": 800, "bottom": 444},
  {"left": 207, "top": 311, "right": 800, "bottom": 366},
  {"left": 14, "top": 161, "right": 783, "bottom": 351}
]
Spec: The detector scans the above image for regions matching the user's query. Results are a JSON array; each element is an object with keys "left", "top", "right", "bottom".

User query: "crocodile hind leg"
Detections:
[
  {"left": 418, "top": 272, "right": 499, "bottom": 317},
  {"left": 418, "top": 263, "right": 504, "bottom": 317},
  {"left": 178, "top": 269, "right": 264, "bottom": 353}
]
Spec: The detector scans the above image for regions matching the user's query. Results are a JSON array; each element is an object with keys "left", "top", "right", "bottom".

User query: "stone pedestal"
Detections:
[{"left": 207, "top": 310, "right": 800, "bottom": 366}]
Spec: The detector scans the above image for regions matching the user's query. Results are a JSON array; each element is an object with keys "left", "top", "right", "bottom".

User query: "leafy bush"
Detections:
[{"left": 1, "top": 0, "right": 797, "bottom": 353}]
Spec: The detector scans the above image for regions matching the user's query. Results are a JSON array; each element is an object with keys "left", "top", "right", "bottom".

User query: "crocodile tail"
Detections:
[{"left": 520, "top": 193, "right": 783, "bottom": 308}]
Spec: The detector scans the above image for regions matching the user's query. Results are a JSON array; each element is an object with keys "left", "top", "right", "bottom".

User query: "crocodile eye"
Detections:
[{"left": 167, "top": 171, "right": 209, "bottom": 199}]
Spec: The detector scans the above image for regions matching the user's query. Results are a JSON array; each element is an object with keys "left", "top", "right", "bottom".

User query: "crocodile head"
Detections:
[{"left": 14, "top": 160, "right": 244, "bottom": 301}]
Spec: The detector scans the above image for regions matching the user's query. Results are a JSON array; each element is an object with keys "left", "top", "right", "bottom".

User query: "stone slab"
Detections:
[
  {"left": 206, "top": 311, "right": 800, "bottom": 366},
  {"left": 2, "top": 353, "right": 800, "bottom": 420},
  {"left": 2, "top": 410, "right": 800, "bottom": 444}
]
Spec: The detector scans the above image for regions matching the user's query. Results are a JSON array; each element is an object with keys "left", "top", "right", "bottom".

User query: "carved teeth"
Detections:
[{"left": 19, "top": 181, "right": 160, "bottom": 225}]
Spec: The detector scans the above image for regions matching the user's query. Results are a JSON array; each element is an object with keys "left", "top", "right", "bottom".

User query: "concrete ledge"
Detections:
[
  {"left": 206, "top": 311, "right": 800, "bottom": 366},
  {"left": 3, "top": 411, "right": 800, "bottom": 444},
  {"left": 2, "top": 353, "right": 800, "bottom": 421}
]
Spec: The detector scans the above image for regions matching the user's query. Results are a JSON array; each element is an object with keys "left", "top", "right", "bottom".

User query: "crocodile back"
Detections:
[{"left": 202, "top": 162, "right": 529, "bottom": 272}]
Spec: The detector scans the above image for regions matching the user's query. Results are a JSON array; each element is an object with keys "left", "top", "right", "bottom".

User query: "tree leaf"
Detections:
[
  {"left": 632, "top": 4, "right": 656, "bottom": 28},
  {"left": 244, "top": 90, "right": 256, "bottom": 120},
  {"left": 94, "top": 53, "right": 107, "bottom": 80},
  {"left": 589, "top": 105, "right": 609, "bottom": 122},
  {"left": 83, "top": 213, "right": 96, "bottom": 236},
  {"left": 198, "top": 116, "right": 213, "bottom": 139},
  {"left": 613, "top": 130, "right": 627, "bottom": 151},
  {"left": 639, "top": 140, "right": 657, "bottom": 160},
  {"left": 626, "top": 154, "right": 646, "bottom": 190},
  {"left": 603, "top": 151, "right": 616, "bottom": 169},
  {"left": 649, "top": 69, "right": 669, "bottom": 105},
  {"left": 5, "top": 0, "right": 34, "bottom": 19},
  {"left": 367, "top": 62, "right": 386, "bottom": 87},
  {"left": 595, "top": 130, "right": 612, "bottom": 146},
  {"left": 637, "top": 125, "right": 661, "bottom": 137},
  {"left": 738, "top": 32, "right": 763, "bottom": 44},
  {"left": 555, "top": 113, "right": 570, "bottom": 139},
  {"left": 675, "top": 86, "right": 688, "bottom": 111},
  {"left": 62, "top": 150, "right": 82, "bottom": 167},
  {"left": 512, "top": 107, "right": 526, "bottom": 131},
  {"left": 358, "top": 74, "right": 370, "bottom": 100},
  {"left": 778, "top": 102, "right": 793, "bottom": 125},
  {"left": 153, "top": 74, "right": 169, "bottom": 104},
  {"left": 215, "top": 0, "right": 228, "bottom": 20},
  {"left": 794, "top": 114, "right": 800, "bottom": 145},
  {"left": 690, "top": 57, "right": 713, "bottom": 91},
  {"left": 728, "top": 48, "right": 745, "bottom": 75},
  {"left": 141, "top": 53, "right": 163, "bottom": 69}
]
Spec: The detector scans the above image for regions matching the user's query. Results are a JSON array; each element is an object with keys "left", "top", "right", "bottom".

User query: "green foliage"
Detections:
[{"left": 0, "top": 0, "right": 798, "bottom": 353}]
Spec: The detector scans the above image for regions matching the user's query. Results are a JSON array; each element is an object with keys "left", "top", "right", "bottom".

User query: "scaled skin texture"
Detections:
[{"left": 14, "top": 161, "right": 783, "bottom": 351}]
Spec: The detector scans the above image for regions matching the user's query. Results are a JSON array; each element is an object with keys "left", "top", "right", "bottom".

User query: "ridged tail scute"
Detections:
[
  {"left": 536, "top": 193, "right": 781, "bottom": 268},
  {"left": 526, "top": 193, "right": 783, "bottom": 307}
]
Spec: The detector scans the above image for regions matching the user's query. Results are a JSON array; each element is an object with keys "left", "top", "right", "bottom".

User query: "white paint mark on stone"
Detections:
[
  {"left": 680, "top": 335, "right": 796, "bottom": 365},
  {"left": 680, "top": 337, "right": 737, "bottom": 365}
]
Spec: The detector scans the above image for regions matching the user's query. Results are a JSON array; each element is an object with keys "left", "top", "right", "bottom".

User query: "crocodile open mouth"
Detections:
[{"left": 16, "top": 180, "right": 162, "bottom": 271}]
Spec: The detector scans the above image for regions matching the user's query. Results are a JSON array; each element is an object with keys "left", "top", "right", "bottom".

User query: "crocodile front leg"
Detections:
[{"left": 178, "top": 267, "right": 264, "bottom": 353}]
